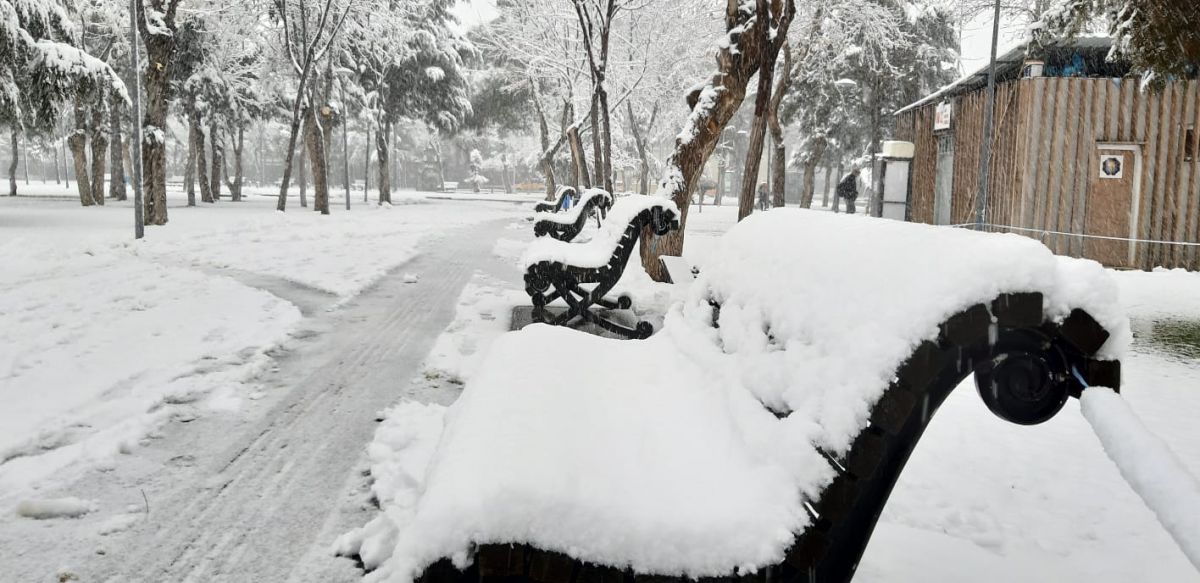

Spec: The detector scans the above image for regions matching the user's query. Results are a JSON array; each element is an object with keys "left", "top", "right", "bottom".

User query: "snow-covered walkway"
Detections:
[{"left": 0, "top": 193, "right": 528, "bottom": 582}]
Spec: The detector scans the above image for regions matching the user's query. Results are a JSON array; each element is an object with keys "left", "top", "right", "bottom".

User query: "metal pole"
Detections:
[
  {"left": 129, "top": 0, "right": 145, "bottom": 239},
  {"left": 975, "top": 0, "right": 1002, "bottom": 230},
  {"left": 340, "top": 81, "right": 350, "bottom": 210}
]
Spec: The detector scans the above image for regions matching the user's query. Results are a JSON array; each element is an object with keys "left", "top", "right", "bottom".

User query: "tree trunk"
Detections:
[
  {"left": 832, "top": 161, "right": 843, "bottom": 212},
  {"left": 715, "top": 155, "right": 726, "bottom": 206},
  {"left": 69, "top": 102, "right": 93, "bottom": 207},
  {"left": 109, "top": 94, "right": 127, "bottom": 201},
  {"left": 231, "top": 126, "right": 244, "bottom": 201},
  {"left": 210, "top": 122, "right": 222, "bottom": 201},
  {"left": 363, "top": 125, "right": 370, "bottom": 202},
  {"left": 531, "top": 82, "right": 557, "bottom": 200},
  {"left": 567, "top": 125, "right": 591, "bottom": 190},
  {"left": 298, "top": 118, "right": 308, "bottom": 208},
  {"left": 639, "top": 0, "right": 794, "bottom": 281},
  {"left": 822, "top": 164, "right": 833, "bottom": 207},
  {"left": 867, "top": 79, "right": 883, "bottom": 217},
  {"left": 184, "top": 110, "right": 199, "bottom": 206},
  {"left": 8, "top": 129, "right": 17, "bottom": 196},
  {"left": 141, "top": 31, "right": 175, "bottom": 225},
  {"left": 501, "top": 153, "right": 512, "bottom": 194},
  {"left": 69, "top": 131, "right": 91, "bottom": 206},
  {"left": 767, "top": 44, "right": 792, "bottom": 208},
  {"left": 736, "top": 1, "right": 785, "bottom": 221},
  {"left": 598, "top": 85, "right": 614, "bottom": 193},
  {"left": 589, "top": 92, "right": 604, "bottom": 188},
  {"left": 800, "top": 138, "right": 825, "bottom": 208},
  {"left": 62, "top": 139, "right": 70, "bottom": 190},
  {"left": 305, "top": 108, "right": 330, "bottom": 214},
  {"left": 626, "top": 100, "right": 656, "bottom": 195},
  {"left": 21, "top": 129, "right": 28, "bottom": 185},
  {"left": 89, "top": 106, "right": 108, "bottom": 206},
  {"left": 197, "top": 121, "right": 212, "bottom": 203},
  {"left": 276, "top": 56, "right": 316, "bottom": 212},
  {"left": 376, "top": 117, "right": 391, "bottom": 204},
  {"left": 53, "top": 137, "right": 61, "bottom": 185}
]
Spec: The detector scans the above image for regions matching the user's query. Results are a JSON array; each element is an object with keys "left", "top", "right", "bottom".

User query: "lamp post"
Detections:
[
  {"left": 975, "top": 0, "right": 1002, "bottom": 230},
  {"left": 128, "top": 0, "right": 145, "bottom": 239}
]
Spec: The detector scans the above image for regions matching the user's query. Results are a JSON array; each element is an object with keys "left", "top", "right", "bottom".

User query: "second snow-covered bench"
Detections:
[
  {"left": 534, "top": 186, "right": 577, "bottom": 214},
  {"left": 523, "top": 195, "right": 679, "bottom": 339},
  {"left": 532, "top": 188, "right": 613, "bottom": 242}
]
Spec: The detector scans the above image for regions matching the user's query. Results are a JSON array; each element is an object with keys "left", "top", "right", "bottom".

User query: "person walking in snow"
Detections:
[
  {"left": 756, "top": 182, "right": 770, "bottom": 211},
  {"left": 836, "top": 169, "right": 860, "bottom": 214}
]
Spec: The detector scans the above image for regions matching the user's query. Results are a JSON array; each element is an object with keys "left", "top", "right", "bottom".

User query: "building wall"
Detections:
[{"left": 898, "top": 78, "right": 1200, "bottom": 270}]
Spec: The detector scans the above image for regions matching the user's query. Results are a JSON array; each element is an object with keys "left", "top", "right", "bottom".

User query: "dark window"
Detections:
[{"left": 1186, "top": 126, "right": 1196, "bottom": 162}]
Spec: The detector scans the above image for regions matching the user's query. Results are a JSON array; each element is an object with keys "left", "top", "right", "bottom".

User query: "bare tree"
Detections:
[
  {"left": 272, "top": 0, "right": 354, "bottom": 212},
  {"left": 640, "top": 0, "right": 795, "bottom": 281}
]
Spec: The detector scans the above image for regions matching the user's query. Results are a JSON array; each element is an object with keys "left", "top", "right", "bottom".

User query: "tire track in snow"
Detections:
[{"left": 83, "top": 219, "right": 512, "bottom": 583}]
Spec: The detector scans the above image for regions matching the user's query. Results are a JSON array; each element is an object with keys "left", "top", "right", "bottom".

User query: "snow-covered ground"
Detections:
[
  {"left": 0, "top": 186, "right": 526, "bottom": 503},
  {"left": 4, "top": 190, "right": 1199, "bottom": 582}
]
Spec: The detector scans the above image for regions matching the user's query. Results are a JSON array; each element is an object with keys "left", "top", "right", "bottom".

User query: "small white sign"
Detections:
[
  {"left": 934, "top": 101, "right": 952, "bottom": 131},
  {"left": 1100, "top": 154, "right": 1124, "bottom": 179}
]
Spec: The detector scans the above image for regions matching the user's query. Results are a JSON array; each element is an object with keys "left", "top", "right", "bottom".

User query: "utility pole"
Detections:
[
  {"left": 975, "top": 0, "right": 1002, "bottom": 230},
  {"left": 129, "top": 0, "right": 145, "bottom": 239},
  {"left": 340, "top": 80, "right": 350, "bottom": 210}
]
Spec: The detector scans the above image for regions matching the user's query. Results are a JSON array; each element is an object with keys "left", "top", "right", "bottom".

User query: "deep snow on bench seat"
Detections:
[{"left": 340, "top": 210, "right": 1131, "bottom": 583}]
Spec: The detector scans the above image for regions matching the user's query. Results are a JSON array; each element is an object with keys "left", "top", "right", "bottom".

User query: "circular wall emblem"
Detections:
[{"left": 1100, "top": 155, "right": 1123, "bottom": 179}]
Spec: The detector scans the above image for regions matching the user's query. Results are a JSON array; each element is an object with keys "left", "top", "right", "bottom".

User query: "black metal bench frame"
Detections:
[
  {"left": 534, "top": 187, "right": 578, "bottom": 214},
  {"left": 533, "top": 191, "right": 613, "bottom": 242},
  {"left": 361, "top": 293, "right": 1122, "bottom": 583},
  {"left": 524, "top": 204, "right": 678, "bottom": 340}
]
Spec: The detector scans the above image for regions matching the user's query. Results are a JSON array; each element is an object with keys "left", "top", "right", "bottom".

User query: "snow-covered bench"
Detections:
[
  {"left": 534, "top": 186, "right": 577, "bottom": 214},
  {"left": 532, "top": 188, "right": 614, "bottom": 242},
  {"left": 522, "top": 195, "right": 679, "bottom": 339},
  {"left": 339, "top": 210, "right": 1134, "bottom": 583}
]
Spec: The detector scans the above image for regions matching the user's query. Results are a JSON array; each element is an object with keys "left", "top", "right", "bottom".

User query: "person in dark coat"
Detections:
[
  {"left": 756, "top": 182, "right": 770, "bottom": 211},
  {"left": 836, "top": 169, "right": 860, "bottom": 214}
]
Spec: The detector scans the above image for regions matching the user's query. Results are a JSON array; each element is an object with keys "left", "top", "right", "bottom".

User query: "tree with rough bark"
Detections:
[
  {"left": 731, "top": 0, "right": 796, "bottom": 221},
  {"left": 640, "top": 0, "right": 795, "bottom": 281},
  {"left": 134, "top": 0, "right": 187, "bottom": 224},
  {"left": 271, "top": 0, "right": 355, "bottom": 212}
]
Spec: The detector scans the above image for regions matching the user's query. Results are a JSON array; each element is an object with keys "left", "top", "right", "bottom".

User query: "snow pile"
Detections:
[
  {"left": 1081, "top": 387, "right": 1200, "bottom": 570},
  {"left": 335, "top": 402, "right": 447, "bottom": 570},
  {"left": 422, "top": 274, "right": 527, "bottom": 384},
  {"left": 15, "top": 497, "right": 97, "bottom": 520},
  {"left": 352, "top": 210, "right": 1129, "bottom": 581},
  {"left": 522, "top": 195, "right": 679, "bottom": 269}
]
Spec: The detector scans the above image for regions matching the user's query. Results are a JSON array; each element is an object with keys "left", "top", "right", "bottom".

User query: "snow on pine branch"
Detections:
[{"left": 33, "top": 39, "right": 129, "bottom": 103}]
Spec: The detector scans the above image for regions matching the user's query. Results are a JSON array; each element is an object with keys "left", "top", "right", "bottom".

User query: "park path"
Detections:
[{"left": 56, "top": 218, "right": 517, "bottom": 583}]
